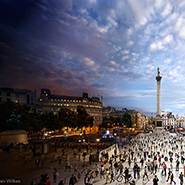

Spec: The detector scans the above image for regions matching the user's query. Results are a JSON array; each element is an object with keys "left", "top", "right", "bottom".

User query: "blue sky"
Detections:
[{"left": 1, "top": 0, "right": 185, "bottom": 117}]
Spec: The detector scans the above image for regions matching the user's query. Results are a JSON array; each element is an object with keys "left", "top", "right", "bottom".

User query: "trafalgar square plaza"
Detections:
[{"left": 0, "top": 68, "right": 185, "bottom": 185}]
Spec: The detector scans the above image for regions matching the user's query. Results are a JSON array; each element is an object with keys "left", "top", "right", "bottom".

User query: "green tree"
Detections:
[
  {"left": 76, "top": 106, "right": 90, "bottom": 128},
  {"left": 122, "top": 112, "right": 133, "bottom": 127}
]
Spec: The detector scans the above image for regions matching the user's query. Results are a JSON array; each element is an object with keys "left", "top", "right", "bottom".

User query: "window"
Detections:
[
  {"left": 79, "top": 100, "right": 81, "bottom": 103},
  {"left": 73, "top": 100, "right": 75, "bottom": 102},
  {"left": 15, "top": 99, "right": 19, "bottom": 104},
  {"left": 51, "top": 99, "right": 53, "bottom": 102},
  {"left": 70, "top": 100, "right": 72, "bottom": 102},
  {"left": 67, "top": 100, "right": 69, "bottom": 102},
  {"left": 61, "top": 99, "right": 63, "bottom": 101},
  {"left": 76, "top": 100, "right": 78, "bottom": 102},
  {"left": 83, "top": 100, "right": 86, "bottom": 103},
  {"left": 7, "top": 93, "right": 11, "bottom": 96},
  {"left": 7, "top": 98, "right": 11, "bottom": 102}
]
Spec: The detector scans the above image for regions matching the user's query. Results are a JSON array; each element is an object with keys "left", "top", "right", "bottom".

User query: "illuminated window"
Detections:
[
  {"left": 83, "top": 100, "right": 86, "bottom": 103},
  {"left": 73, "top": 100, "right": 75, "bottom": 102},
  {"left": 64, "top": 104, "right": 66, "bottom": 106},
  {"left": 67, "top": 104, "right": 69, "bottom": 106},
  {"left": 76, "top": 100, "right": 78, "bottom": 102},
  {"left": 51, "top": 99, "right": 53, "bottom": 102},
  {"left": 70, "top": 100, "right": 72, "bottom": 102},
  {"left": 15, "top": 99, "right": 19, "bottom": 103},
  {"left": 79, "top": 100, "right": 81, "bottom": 103},
  {"left": 54, "top": 104, "right": 56, "bottom": 106},
  {"left": 64, "top": 99, "right": 66, "bottom": 101},
  {"left": 58, "top": 104, "right": 60, "bottom": 106},
  {"left": 54, "top": 99, "right": 56, "bottom": 101},
  {"left": 40, "top": 99, "right": 42, "bottom": 101},
  {"left": 67, "top": 100, "right": 69, "bottom": 102},
  {"left": 61, "top": 99, "right": 63, "bottom": 101}
]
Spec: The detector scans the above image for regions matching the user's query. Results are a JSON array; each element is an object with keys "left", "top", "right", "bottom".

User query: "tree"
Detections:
[
  {"left": 122, "top": 112, "right": 133, "bottom": 127},
  {"left": 102, "top": 117, "right": 113, "bottom": 129},
  {"left": 58, "top": 108, "right": 76, "bottom": 128},
  {"left": 76, "top": 106, "right": 90, "bottom": 128}
]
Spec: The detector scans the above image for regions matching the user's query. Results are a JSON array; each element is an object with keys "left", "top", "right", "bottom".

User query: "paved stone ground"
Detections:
[{"left": 0, "top": 131, "right": 185, "bottom": 185}]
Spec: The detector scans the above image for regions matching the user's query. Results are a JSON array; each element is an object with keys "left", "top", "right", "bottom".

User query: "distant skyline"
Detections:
[{"left": 1, "top": 0, "right": 185, "bottom": 117}]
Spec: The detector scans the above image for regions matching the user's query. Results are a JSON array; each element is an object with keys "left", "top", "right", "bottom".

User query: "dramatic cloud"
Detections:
[{"left": 1, "top": 0, "right": 185, "bottom": 116}]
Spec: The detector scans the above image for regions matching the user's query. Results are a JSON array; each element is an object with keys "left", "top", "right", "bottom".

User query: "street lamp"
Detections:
[{"left": 96, "top": 138, "right": 100, "bottom": 142}]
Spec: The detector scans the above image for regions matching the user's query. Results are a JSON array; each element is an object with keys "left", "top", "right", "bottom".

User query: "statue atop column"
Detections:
[{"left": 156, "top": 67, "right": 162, "bottom": 81}]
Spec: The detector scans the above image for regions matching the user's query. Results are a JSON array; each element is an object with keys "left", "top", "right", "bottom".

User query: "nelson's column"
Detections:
[{"left": 155, "top": 67, "right": 163, "bottom": 132}]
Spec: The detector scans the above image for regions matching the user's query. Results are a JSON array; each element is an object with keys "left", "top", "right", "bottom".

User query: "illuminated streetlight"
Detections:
[{"left": 96, "top": 138, "right": 100, "bottom": 142}]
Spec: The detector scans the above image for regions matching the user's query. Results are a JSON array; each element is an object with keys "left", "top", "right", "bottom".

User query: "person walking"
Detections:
[
  {"left": 74, "top": 165, "right": 77, "bottom": 173},
  {"left": 166, "top": 169, "right": 172, "bottom": 182},
  {"left": 69, "top": 174, "right": 77, "bottom": 185},
  {"left": 143, "top": 166, "right": 149, "bottom": 180},
  {"left": 137, "top": 165, "right": 140, "bottom": 179},
  {"left": 95, "top": 164, "right": 99, "bottom": 177},
  {"left": 153, "top": 175, "right": 159, "bottom": 185},
  {"left": 35, "top": 157, "right": 40, "bottom": 169},
  {"left": 53, "top": 168, "right": 58, "bottom": 183},
  {"left": 105, "top": 169, "right": 111, "bottom": 184},
  {"left": 65, "top": 162, "right": 68, "bottom": 172},
  {"left": 82, "top": 161, "right": 86, "bottom": 174},
  {"left": 179, "top": 172, "right": 183, "bottom": 185},
  {"left": 124, "top": 167, "right": 129, "bottom": 183},
  {"left": 176, "top": 159, "right": 180, "bottom": 171},
  {"left": 133, "top": 163, "right": 138, "bottom": 179},
  {"left": 119, "top": 162, "right": 123, "bottom": 175},
  {"left": 88, "top": 175, "right": 94, "bottom": 185},
  {"left": 161, "top": 162, "right": 167, "bottom": 176},
  {"left": 84, "top": 174, "right": 89, "bottom": 185},
  {"left": 170, "top": 172, "right": 176, "bottom": 184},
  {"left": 100, "top": 164, "right": 105, "bottom": 179}
]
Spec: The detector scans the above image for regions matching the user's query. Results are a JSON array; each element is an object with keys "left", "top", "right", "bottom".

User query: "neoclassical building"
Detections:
[{"left": 37, "top": 89, "right": 103, "bottom": 126}]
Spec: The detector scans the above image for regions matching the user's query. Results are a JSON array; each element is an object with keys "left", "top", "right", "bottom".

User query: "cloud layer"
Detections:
[{"left": 1, "top": 0, "right": 185, "bottom": 116}]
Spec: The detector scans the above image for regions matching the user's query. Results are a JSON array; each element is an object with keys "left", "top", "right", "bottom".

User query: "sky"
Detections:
[{"left": 1, "top": 0, "right": 185, "bottom": 117}]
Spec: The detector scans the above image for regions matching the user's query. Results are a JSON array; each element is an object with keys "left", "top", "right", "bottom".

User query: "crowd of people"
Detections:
[
  {"left": 76, "top": 130, "right": 185, "bottom": 185},
  {"left": 30, "top": 130, "right": 185, "bottom": 185}
]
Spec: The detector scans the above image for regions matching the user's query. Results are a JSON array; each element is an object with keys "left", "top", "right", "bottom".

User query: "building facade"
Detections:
[
  {"left": 0, "top": 87, "right": 36, "bottom": 105},
  {"left": 37, "top": 89, "right": 103, "bottom": 126},
  {"left": 128, "top": 110, "right": 142, "bottom": 128},
  {"left": 161, "top": 111, "right": 176, "bottom": 128}
]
